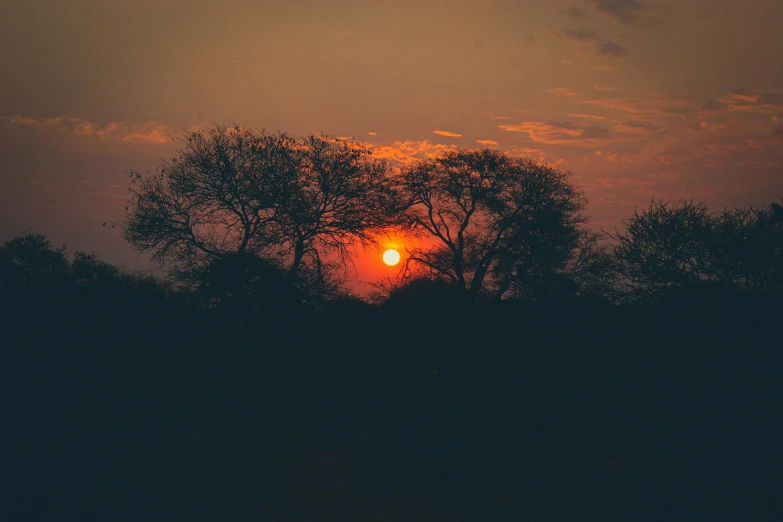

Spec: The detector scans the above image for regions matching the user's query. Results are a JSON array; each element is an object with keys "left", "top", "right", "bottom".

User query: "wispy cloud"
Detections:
[
  {"left": 549, "top": 87, "right": 579, "bottom": 97},
  {"left": 433, "top": 130, "right": 463, "bottom": 138},
  {"left": 583, "top": 93, "right": 695, "bottom": 118},
  {"left": 562, "top": 29, "right": 626, "bottom": 58},
  {"left": 593, "top": 84, "right": 618, "bottom": 92},
  {"left": 569, "top": 113, "right": 610, "bottom": 121},
  {"left": 595, "top": 41, "right": 626, "bottom": 57},
  {"left": 507, "top": 146, "right": 551, "bottom": 164},
  {"left": 612, "top": 121, "right": 663, "bottom": 135},
  {"left": 476, "top": 139, "right": 499, "bottom": 146},
  {"left": 369, "top": 140, "right": 458, "bottom": 164},
  {"left": 497, "top": 121, "right": 610, "bottom": 146},
  {"left": 586, "top": 0, "right": 654, "bottom": 26},
  {"left": 706, "top": 89, "right": 783, "bottom": 114},
  {"left": 2, "top": 115, "right": 172, "bottom": 143},
  {"left": 28, "top": 179, "right": 59, "bottom": 190},
  {"left": 566, "top": 6, "right": 589, "bottom": 19}
]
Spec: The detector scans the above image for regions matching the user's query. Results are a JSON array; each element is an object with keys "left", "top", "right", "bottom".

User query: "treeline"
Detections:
[{"left": 2, "top": 124, "right": 782, "bottom": 521}]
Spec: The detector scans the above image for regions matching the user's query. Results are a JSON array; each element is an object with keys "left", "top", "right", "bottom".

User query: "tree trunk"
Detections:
[{"left": 290, "top": 238, "right": 305, "bottom": 275}]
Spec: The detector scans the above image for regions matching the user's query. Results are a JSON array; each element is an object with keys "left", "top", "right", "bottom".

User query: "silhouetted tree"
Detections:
[
  {"left": 122, "top": 125, "right": 297, "bottom": 277},
  {"left": 199, "top": 252, "right": 301, "bottom": 313},
  {"left": 277, "top": 134, "right": 402, "bottom": 278},
  {"left": 122, "top": 124, "right": 399, "bottom": 295},
  {"left": 713, "top": 200, "right": 783, "bottom": 292},
  {"left": 614, "top": 198, "right": 783, "bottom": 301},
  {"left": 555, "top": 229, "right": 620, "bottom": 300},
  {"left": 613, "top": 199, "right": 718, "bottom": 301},
  {"left": 71, "top": 251, "right": 121, "bottom": 285},
  {"left": 0, "top": 231, "right": 70, "bottom": 293},
  {"left": 399, "top": 149, "right": 586, "bottom": 299}
]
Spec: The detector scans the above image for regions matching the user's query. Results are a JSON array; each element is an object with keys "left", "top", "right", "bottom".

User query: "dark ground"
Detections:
[{"left": 2, "top": 287, "right": 781, "bottom": 521}]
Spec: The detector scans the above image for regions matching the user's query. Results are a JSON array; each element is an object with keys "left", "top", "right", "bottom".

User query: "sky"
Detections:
[{"left": 2, "top": 0, "right": 782, "bottom": 288}]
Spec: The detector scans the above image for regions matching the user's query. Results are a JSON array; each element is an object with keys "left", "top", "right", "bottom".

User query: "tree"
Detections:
[
  {"left": 0, "top": 231, "right": 70, "bottom": 292},
  {"left": 612, "top": 199, "right": 718, "bottom": 301},
  {"left": 399, "top": 148, "right": 586, "bottom": 300},
  {"left": 277, "top": 134, "right": 402, "bottom": 277},
  {"left": 122, "top": 125, "right": 295, "bottom": 276},
  {"left": 122, "top": 124, "right": 400, "bottom": 293},
  {"left": 71, "top": 251, "right": 121, "bottom": 286},
  {"left": 199, "top": 252, "right": 302, "bottom": 316},
  {"left": 713, "top": 199, "right": 783, "bottom": 293}
]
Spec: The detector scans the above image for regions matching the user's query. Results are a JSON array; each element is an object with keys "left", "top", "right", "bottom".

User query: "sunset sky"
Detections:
[{"left": 2, "top": 0, "right": 782, "bottom": 288}]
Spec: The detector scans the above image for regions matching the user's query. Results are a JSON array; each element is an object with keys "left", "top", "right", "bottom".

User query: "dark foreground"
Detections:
[{"left": 2, "top": 288, "right": 781, "bottom": 522}]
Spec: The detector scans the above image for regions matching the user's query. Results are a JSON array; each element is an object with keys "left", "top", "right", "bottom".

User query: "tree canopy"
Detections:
[
  {"left": 399, "top": 148, "right": 587, "bottom": 300},
  {"left": 122, "top": 125, "right": 400, "bottom": 292}
]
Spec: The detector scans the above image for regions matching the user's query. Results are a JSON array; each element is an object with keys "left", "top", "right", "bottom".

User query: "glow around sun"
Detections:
[{"left": 382, "top": 249, "right": 401, "bottom": 266}]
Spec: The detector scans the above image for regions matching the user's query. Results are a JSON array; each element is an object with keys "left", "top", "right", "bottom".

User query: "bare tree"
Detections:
[
  {"left": 399, "top": 148, "right": 586, "bottom": 300},
  {"left": 276, "top": 134, "right": 402, "bottom": 279},
  {"left": 122, "top": 125, "right": 295, "bottom": 277},
  {"left": 612, "top": 199, "right": 718, "bottom": 301},
  {"left": 122, "top": 124, "right": 400, "bottom": 292},
  {"left": 712, "top": 199, "right": 783, "bottom": 293}
]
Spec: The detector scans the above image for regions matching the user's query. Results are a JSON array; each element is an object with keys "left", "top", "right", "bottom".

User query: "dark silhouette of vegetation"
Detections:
[
  {"left": 122, "top": 125, "right": 400, "bottom": 295},
  {"left": 399, "top": 149, "right": 587, "bottom": 300},
  {"left": 3, "top": 132, "right": 782, "bottom": 521},
  {"left": 614, "top": 198, "right": 783, "bottom": 302}
]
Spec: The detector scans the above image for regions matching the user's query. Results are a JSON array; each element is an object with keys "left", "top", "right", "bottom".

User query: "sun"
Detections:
[{"left": 382, "top": 248, "right": 401, "bottom": 266}]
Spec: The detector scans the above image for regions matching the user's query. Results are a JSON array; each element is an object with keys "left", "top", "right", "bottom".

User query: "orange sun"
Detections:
[{"left": 382, "top": 249, "right": 401, "bottom": 266}]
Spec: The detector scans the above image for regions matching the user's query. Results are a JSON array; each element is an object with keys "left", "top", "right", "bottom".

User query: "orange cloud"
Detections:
[
  {"left": 612, "top": 121, "right": 663, "bottom": 135},
  {"left": 369, "top": 140, "right": 458, "bottom": 164},
  {"left": 710, "top": 89, "right": 783, "bottom": 114},
  {"left": 507, "top": 146, "right": 550, "bottom": 163},
  {"left": 549, "top": 87, "right": 578, "bottom": 97},
  {"left": 476, "top": 139, "right": 499, "bottom": 146},
  {"left": 497, "top": 121, "right": 610, "bottom": 146},
  {"left": 583, "top": 93, "right": 695, "bottom": 117},
  {"left": 593, "top": 84, "right": 617, "bottom": 92},
  {"left": 569, "top": 113, "right": 610, "bottom": 121},
  {"left": 2, "top": 114, "right": 172, "bottom": 143},
  {"left": 433, "top": 130, "right": 463, "bottom": 138}
]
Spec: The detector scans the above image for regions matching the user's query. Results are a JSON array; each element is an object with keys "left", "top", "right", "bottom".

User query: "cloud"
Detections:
[
  {"left": 549, "top": 87, "right": 579, "bottom": 97},
  {"left": 476, "top": 140, "right": 499, "bottom": 146},
  {"left": 595, "top": 41, "right": 626, "bottom": 57},
  {"left": 564, "top": 29, "right": 599, "bottom": 43},
  {"left": 593, "top": 84, "right": 617, "bottom": 92},
  {"left": 612, "top": 121, "right": 663, "bottom": 135},
  {"left": 562, "top": 29, "right": 626, "bottom": 58},
  {"left": 5, "top": 115, "right": 80, "bottom": 128},
  {"left": 569, "top": 113, "right": 610, "bottom": 120},
  {"left": 2, "top": 115, "right": 172, "bottom": 143},
  {"left": 368, "top": 132, "right": 378, "bottom": 136},
  {"left": 369, "top": 140, "right": 458, "bottom": 164},
  {"left": 28, "top": 179, "right": 59, "bottom": 190},
  {"left": 566, "top": 6, "right": 589, "bottom": 19},
  {"left": 497, "top": 121, "right": 610, "bottom": 146},
  {"left": 586, "top": 0, "right": 651, "bottom": 25},
  {"left": 507, "top": 146, "right": 551, "bottom": 163},
  {"left": 583, "top": 93, "right": 695, "bottom": 118},
  {"left": 433, "top": 130, "right": 463, "bottom": 138},
  {"left": 706, "top": 89, "right": 783, "bottom": 115}
]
